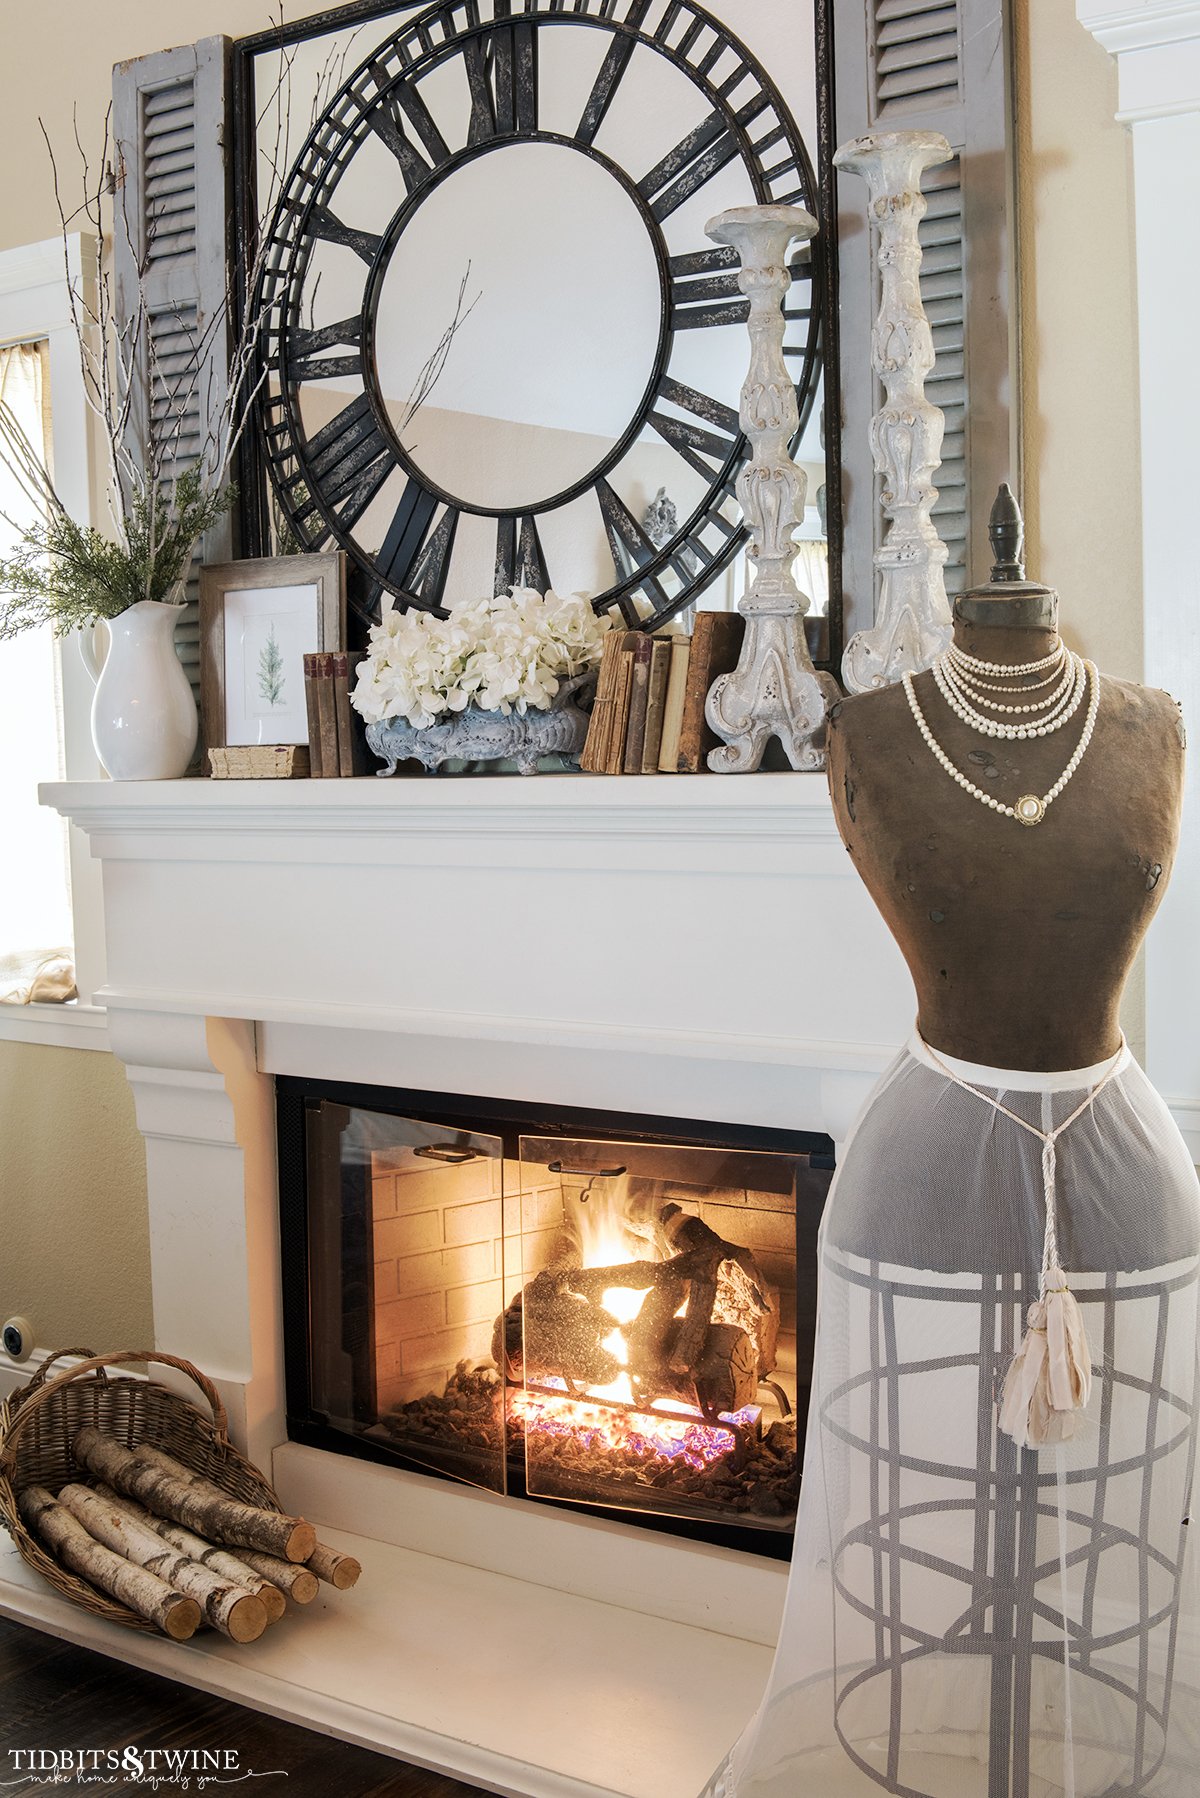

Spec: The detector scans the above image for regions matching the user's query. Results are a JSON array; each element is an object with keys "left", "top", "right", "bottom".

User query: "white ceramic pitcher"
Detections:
[{"left": 80, "top": 598, "right": 198, "bottom": 780}]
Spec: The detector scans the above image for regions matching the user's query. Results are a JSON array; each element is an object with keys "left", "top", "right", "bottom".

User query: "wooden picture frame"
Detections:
[{"left": 199, "top": 553, "right": 346, "bottom": 757}]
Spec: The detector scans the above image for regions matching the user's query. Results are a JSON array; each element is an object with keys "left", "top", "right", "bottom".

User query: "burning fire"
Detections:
[
  {"left": 511, "top": 1381, "right": 757, "bottom": 1471},
  {"left": 512, "top": 1174, "right": 754, "bottom": 1471},
  {"left": 571, "top": 1181, "right": 656, "bottom": 1406}
]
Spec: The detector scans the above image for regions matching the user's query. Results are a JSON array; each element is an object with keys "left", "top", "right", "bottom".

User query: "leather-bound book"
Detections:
[
  {"left": 605, "top": 637, "right": 639, "bottom": 774},
  {"left": 303, "top": 653, "right": 324, "bottom": 778},
  {"left": 333, "top": 651, "right": 367, "bottom": 776},
  {"left": 623, "top": 635, "right": 655, "bottom": 774},
  {"left": 315, "top": 652, "right": 340, "bottom": 778},
  {"left": 676, "top": 611, "right": 745, "bottom": 772},
  {"left": 580, "top": 632, "right": 625, "bottom": 773},
  {"left": 657, "top": 635, "right": 692, "bottom": 772},
  {"left": 641, "top": 636, "right": 673, "bottom": 773}
]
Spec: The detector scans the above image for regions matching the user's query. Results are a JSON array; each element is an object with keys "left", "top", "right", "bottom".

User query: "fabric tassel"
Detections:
[
  {"left": 919, "top": 1037, "right": 1116, "bottom": 1454},
  {"left": 999, "top": 1264, "right": 1092, "bottom": 1450}
]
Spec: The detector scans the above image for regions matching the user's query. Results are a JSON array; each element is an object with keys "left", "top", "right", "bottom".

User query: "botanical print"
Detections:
[
  {"left": 223, "top": 583, "right": 320, "bottom": 746},
  {"left": 258, "top": 624, "right": 286, "bottom": 707}
]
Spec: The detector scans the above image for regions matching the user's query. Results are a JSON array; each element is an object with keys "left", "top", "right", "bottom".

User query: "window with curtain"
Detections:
[
  {"left": 0, "top": 340, "right": 75, "bottom": 1005},
  {"left": 792, "top": 539, "right": 829, "bottom": 616}
]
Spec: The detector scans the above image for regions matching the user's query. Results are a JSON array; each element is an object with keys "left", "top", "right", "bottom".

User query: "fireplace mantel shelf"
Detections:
[
  {"left": 43, "top": 770, "right": 845, "bottom": 846},
  {"left": 43, "top": 772, "right": 917, "bottom": 1131}
]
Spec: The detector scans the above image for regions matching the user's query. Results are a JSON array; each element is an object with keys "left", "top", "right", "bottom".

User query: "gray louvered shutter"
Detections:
[
  {"left": 834, "top": 0, "right": 1017, "bottom": 634},
  {"left": 112, "top": 36, "right": 235, "bottom": 713}
]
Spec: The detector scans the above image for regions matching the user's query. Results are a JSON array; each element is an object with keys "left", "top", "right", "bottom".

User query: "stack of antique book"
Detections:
[
  {"left": 580, "top": 614, "right": 745, "bottom": 775},
  {"left": 303, "top": 651, "right": 368, "bottom": 777}
]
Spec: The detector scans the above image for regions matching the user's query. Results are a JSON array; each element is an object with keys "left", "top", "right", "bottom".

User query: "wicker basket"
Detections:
[{"left": 0, "top": 1350, "right": 286, "bottom": 1631}]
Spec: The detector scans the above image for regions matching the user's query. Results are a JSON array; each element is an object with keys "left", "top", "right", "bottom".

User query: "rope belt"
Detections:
[{"left": 920, "top": 1038, "right": 1123, "bottom": 1450}]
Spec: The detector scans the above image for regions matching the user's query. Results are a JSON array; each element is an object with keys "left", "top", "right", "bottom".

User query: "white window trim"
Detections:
[{"left": 0, "top": 234, "right": 108, "bottom": 1051}]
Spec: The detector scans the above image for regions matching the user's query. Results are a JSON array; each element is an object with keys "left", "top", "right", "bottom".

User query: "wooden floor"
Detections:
[{"left": 0, "top": 1615, "right": 484, "bottom": 1795}]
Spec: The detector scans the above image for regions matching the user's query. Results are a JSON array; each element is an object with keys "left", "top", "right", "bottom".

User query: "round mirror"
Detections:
[
  {"left": 253, "top": 1, "right": 826, "bottom": 642},
  {"left": 372, "top": 142, "right": 664, "bottom": 513}
]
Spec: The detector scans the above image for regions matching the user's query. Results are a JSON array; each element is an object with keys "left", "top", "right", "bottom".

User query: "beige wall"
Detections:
[
  {"left": 1014, "top": 0, "right": 1142, "bottom": 682},
  {"left": 0, "top": 1040, "right": 152, "bottom": 1353},
  {"left": 1013, "top": 0, "right": 1146, "bottom": 1057}
]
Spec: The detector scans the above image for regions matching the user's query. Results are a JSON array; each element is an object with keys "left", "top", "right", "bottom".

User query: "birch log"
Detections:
[
  {"left": 94, "top": 1485, "right": 286, "bottom": 1622},
  {"left": 306, "top": 1542, "right": 362, "bottom": 1589},
  {"left": 71, "top": 1429, "right": 316, "bottom": 1562},
  {"left": 17, "top": 1487, "right": 201, "bottom": 1641},
  {"left": 231, "top": 1547, "right": 319, "bottom": 1604},
  {"left": 127, "top": 1442, "right": 318, "bottom": 1566},
  {"left": 126, "top": 1444, "right": 357, "bottom": 1592},
  {"left": 56, "top": 1484, "right": 267, "bottom": 1643}
]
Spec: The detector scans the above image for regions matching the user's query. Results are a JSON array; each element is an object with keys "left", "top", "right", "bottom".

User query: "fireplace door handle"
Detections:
[{"left": 547, "top": 1161, "right": 627, "bottom": 1178}]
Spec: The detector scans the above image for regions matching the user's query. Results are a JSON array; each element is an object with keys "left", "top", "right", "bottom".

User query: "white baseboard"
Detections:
[{"left": 0, "top": 1345, "right": 53, "bottom": 1402}]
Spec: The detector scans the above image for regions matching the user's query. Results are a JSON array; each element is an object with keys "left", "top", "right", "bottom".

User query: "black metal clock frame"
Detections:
[{"left": 232, "top": 0, "right": 842, "bottom": 665}]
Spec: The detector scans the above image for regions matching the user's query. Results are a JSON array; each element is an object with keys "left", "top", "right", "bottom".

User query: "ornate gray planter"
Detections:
[{"left": 365, "top": 670, "right": 596, "bottom": 776}]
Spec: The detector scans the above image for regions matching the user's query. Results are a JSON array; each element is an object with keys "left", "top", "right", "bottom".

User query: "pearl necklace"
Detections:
[
  {"left": 902, "top": 655, "right": 1100, "bottom": 826},
  {"left": 949, "top": 643, "right": 1064, "bottom": 678},
  {"left": 944, "top": 642, "right": 1072, "bottom": 714},
  {"left": 935, "top": 650, "right": 1088, "bottom": 741}
]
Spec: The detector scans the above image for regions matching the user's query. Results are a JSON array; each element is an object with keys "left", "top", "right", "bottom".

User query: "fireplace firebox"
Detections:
[{"left": 278, "top": 1078, "right": 833, "bottom": 1558}]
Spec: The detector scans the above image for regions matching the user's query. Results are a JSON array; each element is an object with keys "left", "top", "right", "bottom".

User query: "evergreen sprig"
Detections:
[{"left": 0, "top": 467, "right": 234, "bottom": 642}]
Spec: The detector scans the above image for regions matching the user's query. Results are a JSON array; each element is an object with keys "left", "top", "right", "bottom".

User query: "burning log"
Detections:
[
  {"left": 691, "top": 1324, "right": 760, "bottom": 1416},
  {"left": 493, "top": 1272, "right": 624, "bottom": 1389},
  {"left": 657, "top": 1205, "right": 778, "bottom": 1379},
  {"left": 495, "top": 1201, "right": 778, "bottom": 1416}
]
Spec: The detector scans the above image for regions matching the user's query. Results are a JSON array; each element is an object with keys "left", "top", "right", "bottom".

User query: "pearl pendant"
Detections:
[{"left": 1015, "top": 794, "right": 1046, "bottom": 826}]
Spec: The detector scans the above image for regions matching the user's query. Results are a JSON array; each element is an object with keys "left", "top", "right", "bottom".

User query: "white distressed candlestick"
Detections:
[
  {"left": 703, "top": 205, "right": 838, "bottom": 773},
  {"left": 836, "top": 130, "right": 955, "bottom": 693}
]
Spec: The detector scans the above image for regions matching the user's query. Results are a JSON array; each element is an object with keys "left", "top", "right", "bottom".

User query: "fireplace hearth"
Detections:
[{"left": 279, "top": 1079, "right": 832, "bottom": 1556}]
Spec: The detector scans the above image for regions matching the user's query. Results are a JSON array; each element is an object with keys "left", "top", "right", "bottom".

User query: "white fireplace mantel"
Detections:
[
  {"left": 37, "top": 770, "right": 915, "bottom": 1460},
  {"left": 44, "top": 771, "right": 914, "bottom": 1126},
  {"left": 0, "top": 772, "right": 913, "bottom": 1798}
]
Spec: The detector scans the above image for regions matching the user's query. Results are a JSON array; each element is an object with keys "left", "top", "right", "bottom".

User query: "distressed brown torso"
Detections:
[{"left": 826, "top": 667, "right": 1184, "bottom": 1070}]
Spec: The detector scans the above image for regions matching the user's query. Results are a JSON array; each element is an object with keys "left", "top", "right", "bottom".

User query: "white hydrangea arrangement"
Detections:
[{"left": 351, "top": 587, "right": 609, "bottom": 731}]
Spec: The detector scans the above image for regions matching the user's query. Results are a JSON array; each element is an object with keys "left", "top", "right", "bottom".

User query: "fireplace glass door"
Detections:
[
  {"left": 511, "top": 1136, "right": 799, "bottom": 1530},
  {"left": 292, "top": 1090, "right": 826, "bottom": 1547}
]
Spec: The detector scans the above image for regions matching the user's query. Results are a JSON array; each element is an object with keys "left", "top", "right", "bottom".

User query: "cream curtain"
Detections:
[
  {"left": 0, "top": 340, "right": 75, "bottom": 1004},
  {"left": 792, "top": 538, "right": 828, "bottom": 614}
]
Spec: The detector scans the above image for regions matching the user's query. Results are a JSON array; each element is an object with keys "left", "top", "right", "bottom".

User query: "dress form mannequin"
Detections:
[
  {"left": 698, "top": 491, "right": 1200, "bottom": 1798},
  {"left": 826, "top": 488, "right": 1185, "bottom": 1069}
]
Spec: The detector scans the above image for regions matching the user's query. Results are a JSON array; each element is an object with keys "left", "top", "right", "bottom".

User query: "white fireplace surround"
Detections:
[
  {"left": 36, "top": 773, "right": 910, "bottom": 1463},
  {"left": 0, "top": 773, "right": 912, "bottom": 1798}
]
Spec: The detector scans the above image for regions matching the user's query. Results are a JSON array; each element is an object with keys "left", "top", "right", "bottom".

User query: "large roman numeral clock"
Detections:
[{"left": 254, "top": 0, "right": 822, "bottom": 633}]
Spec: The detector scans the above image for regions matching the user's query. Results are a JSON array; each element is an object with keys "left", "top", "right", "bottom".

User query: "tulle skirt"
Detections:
[{"left": 700, "top": 1035, "right": 1200, "bottom": 1798}]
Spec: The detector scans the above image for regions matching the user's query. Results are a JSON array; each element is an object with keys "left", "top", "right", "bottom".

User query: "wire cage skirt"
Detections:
[
  {"left": 815, "top": 1245, "right": 1200, "bottom": 1797},
  {"left": 0, "top": 1350, "right": 286, "bottom": 1631}
]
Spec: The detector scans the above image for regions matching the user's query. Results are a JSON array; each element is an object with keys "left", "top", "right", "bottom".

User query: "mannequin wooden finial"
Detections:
[{"left": 953, "top": 486, "right": 1058, "bottom": 633}]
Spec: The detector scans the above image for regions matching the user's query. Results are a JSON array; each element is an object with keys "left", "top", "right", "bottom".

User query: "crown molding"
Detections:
[{"left": 1077, "top": 1, "right": 1200, "bottom": 56}]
